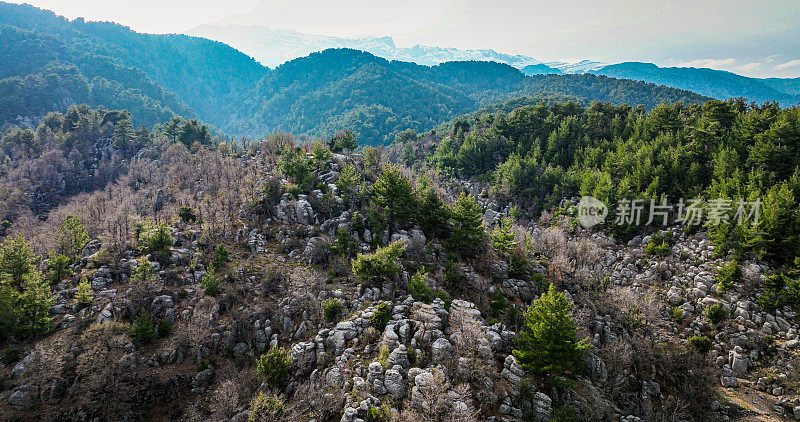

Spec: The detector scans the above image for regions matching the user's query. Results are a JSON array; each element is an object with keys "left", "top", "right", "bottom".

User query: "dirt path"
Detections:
[{"left": 725, "top": 379, "right": 792, "bottom": 421}]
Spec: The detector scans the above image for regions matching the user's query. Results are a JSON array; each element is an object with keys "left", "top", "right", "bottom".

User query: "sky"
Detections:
[{"left": 7, "top": 0, "right": 800, "bottom": 78}]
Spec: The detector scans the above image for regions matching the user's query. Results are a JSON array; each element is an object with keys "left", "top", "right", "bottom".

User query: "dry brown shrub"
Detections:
[
  {"left": 399, "top": 369, "right": 454, "bottom": 422},
  {"left": 288, "top": 379, "right": 346, "bottom": 421},
  {"left": 209, "top": 379, "right": 244, "bottom": 418}
]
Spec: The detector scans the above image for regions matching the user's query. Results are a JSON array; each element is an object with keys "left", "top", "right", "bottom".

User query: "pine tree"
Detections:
[
  {"left": 513, "top": 284, "right": 590, "bottom": 376},
  {"left": 491, "top": 218, "right": 518, "bottom": 256},
  {"left": 15, "top": 270, "right": 54, "bottom": 336},
  {"left": 748, "top": 182, "right": 800, "bottom": 263},
  {"left": 164, "top": 117, "right": 181, "bottom": 142},
  {"left": 328, "top": 130, "right": 358, "bottom": 153},
  {"left": 0, "top": 235, "right": 37, "bottom": 288},
  {"left": 211, "top": 244, "right": 229, "bottom": 271},
  {"left": 55, "top": 215, "right": 90, "bottom": 259},
  {"left": 414, "top": 176, "right": 449, "bottom": 238},
  {"left": 129, "top": 310, "right": 155, "bottom": 344},
  {"left": 201, "top": 269, "right": 221, "bottom": 296},
  {"left": 75, "top": 277, "right": 93, "bottom": 306},
  {"left": 47, "top": 252, "right": 73, "bottom": 285},
  {"left": 256, "top": 346, "right": 292, "bottom": 390},
  {"left": 0, "top": 279, "right": 17, "bottom": 342},
  {"left": 278, "top": 147, "right": 314, "bottom": 190},
  {"left": 372, "top": 164, "right": 415, "bottom": 231},
  {"left": 113, "top": 118, "right": 134, "bottom": 150},
  {"left": 352, "top": 240, "right": 407, "bottom": 284},
  {"left": 132, "top": 258, "right": 154, "bottom": 283},
  {"left": 177, "top": 119, "right": 210, "bottom": 148},
  {"left": 446, "top": 193, "right": 485, "bottom": 255}
]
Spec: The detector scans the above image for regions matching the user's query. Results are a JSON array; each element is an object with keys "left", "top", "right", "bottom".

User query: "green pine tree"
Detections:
[
  {"left": 15, "top": 270, "right": 54, "bottom": 336},
  {"left": 491, "top": 218, "right": 518, "bottom": 256},
  {"left": 446, "top": 193, "right": 485, "bottom": 255},
  {"left": 0, "top": 235, "right": 37, "bottom": 287},
  {"left": 47, "top": 252, "right": 73, "bottom": 285},
  {"left": 132, "top": 258, "right": 154, "bottom": 283},
  {"left": 352, "top": 240, "right": 407, "bottom": 284},
  {"left": 55, "top": 215, "right": 90, "bottom": 259},
  {"left": 75, "top": 277, "right": 93, "bottom": 306},
  {"left": 372, "top": 164, "right": 415, "bottom": 231},
  {"left": 130, "top": 310, "right": 156, "bottom": 343},
  {"left": 513, "top": 284, "right": 590, "bottom": 376},
  {"left": 414, "top": 176, "right": 449, "bottom": 238}
]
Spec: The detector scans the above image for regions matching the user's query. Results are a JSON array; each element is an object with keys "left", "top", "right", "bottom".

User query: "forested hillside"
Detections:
[
  {"left": 593, "top": 62, "right": 800, "bottom": 106},
  {"left": 2, "top": 98, "right": 800, "bottom": 421},
  {"left": 0, "top": 105, "right": 213, "bottom": 225},
  {"left": 0, "top": 2, "right": 711, "bottom": 145},
  {"left": 392, "top": 98, "right": 800, "bottom": 264},
  {"left": 0, "top": 2, "right": 265, "bottom": 131},
  {"left": 5, "top": 3, "right": 800, "bottom": 421},
  {"left": 243, "top": 49, "right": 709, "bottom": 144},
  {"left": 0, "top": 26, "right": 197, "bottom": 128}
]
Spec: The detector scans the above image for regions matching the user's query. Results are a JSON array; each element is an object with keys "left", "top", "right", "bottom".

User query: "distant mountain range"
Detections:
[
  {"left": 13, "top": 2, "right": 786, "bottom": 146},
  {"left": 186, "top": 24, "right": 604, "bottom": 74},
  {"left": 188, "top": 24, "right": 800, "bottom": 107},
  {"left": 591, "top": 62, "right": 800, "bottom": 106}
]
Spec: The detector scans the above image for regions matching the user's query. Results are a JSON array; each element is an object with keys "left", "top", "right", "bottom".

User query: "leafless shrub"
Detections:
[
  {"left": 598, "top": 334, "right": 717, "bottom": 421},
  {"left": 597, "top": 286, "right": 662, "bottom": 341},
  {"left": 306, "top": 236, "right": 332, "bottom": 265},
  {"left": 536, "top": 224, "right": 576, "bottom": 259},
  {"left": 450, "top": 383, "right": 481, "bottom": 422},
  {"left": 448, "top": 309, "right": 489, "bottom": 361},
  {"left": 327, "top": 255, "right": 351, "bottom": 278},
  {"left": 568, "top": 239, "right": 606, "bottom": 286},
  {"left": 400, "top": 369, "right": 453, "bottom": 422},
  {"left": 288, "top": 379, "right": 346, "bottom": 421},
  {"left": 209, "top": 379, "right": 244, "bottom": 418},
  {"left": 261, "top": 132, "right": 296, "bottom": 155},
  {"left": 263, "top": 267, "right": 288, "bottom": 295}
]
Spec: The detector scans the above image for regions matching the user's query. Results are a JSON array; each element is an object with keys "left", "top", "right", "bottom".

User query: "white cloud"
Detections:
[
  {"left": 736, "top": 62, "right": 761, "bottom": 71},
  {"left": 765, "top": 54, "right": 781, "bottom": 63},
  {"left": 775, "top": 59, "right": 800, "bottom": 70},
  {"left": 678, "top": 58, "right": 736, "bottom": 68}
]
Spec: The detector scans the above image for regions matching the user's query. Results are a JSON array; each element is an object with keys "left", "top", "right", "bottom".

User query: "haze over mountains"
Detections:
[
  {"left": 0, "top": 2, "right": 714, "bottom": 145},
  {"left": 188, "top": 23, "right": 800, "bottom": 107},
  {"left": 0, "top": 2, "right": 797, "bottom": 147},
  {"left": 185, "top": 24, "right": 605, "bottom": 74}
]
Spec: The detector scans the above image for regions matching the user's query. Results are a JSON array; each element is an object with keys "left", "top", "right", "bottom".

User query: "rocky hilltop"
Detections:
[{"left": 1, "top": 134, "right": 799, "bottom": 422}]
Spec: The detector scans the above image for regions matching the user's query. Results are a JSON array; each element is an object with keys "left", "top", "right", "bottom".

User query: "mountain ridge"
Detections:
[
  {"left": 591, "top": 61, "right": 800, "bottom": 106},
  {"left": 187, "top": 23, "right": 800, "bottom": 106},
  {"left": 185, "top": 23, "right": 605, "bottom": 73},
  {"left": 0, "top": 2, "right": 712, "bottom": 145}
]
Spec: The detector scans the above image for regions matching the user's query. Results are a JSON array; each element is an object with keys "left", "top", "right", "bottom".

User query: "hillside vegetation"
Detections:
[
  {"left": 0, "top": 98, "right": 799, "bottom": 421},
  {"left": 4, "top": 4, "right": 800, "bottom": 421},
  {"left": 392, "top": 98, "right": 800, "bottom": 264}
]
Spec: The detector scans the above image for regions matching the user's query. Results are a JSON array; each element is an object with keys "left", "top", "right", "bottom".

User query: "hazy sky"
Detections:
[{"left": 8, "top": 0, "right": 800, "bottom": 78}]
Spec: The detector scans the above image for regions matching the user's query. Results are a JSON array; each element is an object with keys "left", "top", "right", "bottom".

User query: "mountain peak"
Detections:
[
  {"left": 372, "top": 36, "right": 396, "bottom": 49},
  {"left": 184, "top": 23, "right": 605, "bottom": 73}
]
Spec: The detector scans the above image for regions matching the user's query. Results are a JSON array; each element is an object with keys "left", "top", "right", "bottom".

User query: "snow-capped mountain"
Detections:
[
  {"left": 546, "top": 59, "right": 606, "bottom": 73},
  {"left": 185, "top": 24, "right": 604, "bottom": 73}
]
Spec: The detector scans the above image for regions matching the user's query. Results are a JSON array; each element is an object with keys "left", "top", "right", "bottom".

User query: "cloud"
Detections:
[
  {"left": 678, "top": 58, "right": 736, "bottom": 68},
  {"left": 736, "top": 62, "right": 761, "bottom": 71},
  {"left": 775, "top": 59, "right": 800, "bottom": 70},
  {"left": 765, "top": 54, "right": 781, "bottom": 63}
]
